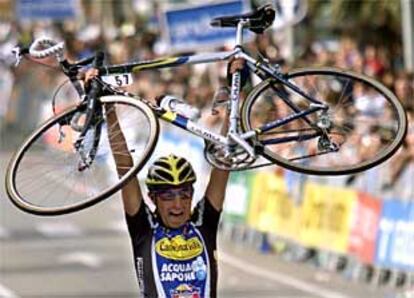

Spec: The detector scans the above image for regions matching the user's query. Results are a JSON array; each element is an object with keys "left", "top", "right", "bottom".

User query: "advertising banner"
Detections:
[
  {"left": 223, "top": 171, "right": 253, "bottom": 223},
  {"left": 300, "top": 183, "right": 356, "bottom": 253},
  {"left": 247, "top": 171, "right": 277, "bottom": 233},
  {"left": 375, "top": 200, "right": 414, "bottom": 271},
  {"left": 161, "top": 0, "right": 251, "bottom": 51},
  {"left": 247, "top": 171, "right": 299, "bottom": 239},
  {"left": 347, "top": 192, "right": 382, "bottom": 264},
  {"left": 16, "top": 0, "right": 79, "bottom": 20},
  {"left": 271, "top": 173, "right": 300, "bottom": 240}
]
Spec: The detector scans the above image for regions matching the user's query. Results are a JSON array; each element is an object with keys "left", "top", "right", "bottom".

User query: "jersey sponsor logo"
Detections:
[
  {"left": 161, "top": 263, "right": 195, "bottom": 282},
  {"left": 170, "top": 283, "right": 200, "bottom": 298},
  {"left": 155, "top": 235, "right": 203, "bottom": 261},
  {"left": 191, "top": 256, "right": 207, "bottom": 281},
  {"left": 160, "top": 256, "right": 207, "bottom": 283},
  {"left": 161, "top": 268, "right": 195, "bottom": 283}
]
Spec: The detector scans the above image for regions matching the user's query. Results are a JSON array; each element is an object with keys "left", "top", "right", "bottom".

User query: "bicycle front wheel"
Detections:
[
  {"left": 241, "top": 68, "right": 407, "bottom": 175},
  {"left": 6, "top": 95, "right": 159, "bottom": 215}
]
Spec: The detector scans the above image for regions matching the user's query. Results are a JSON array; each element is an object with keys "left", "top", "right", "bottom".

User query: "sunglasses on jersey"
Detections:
[{"left": 151, "top": 186, "right": 194, "bottom": 201}]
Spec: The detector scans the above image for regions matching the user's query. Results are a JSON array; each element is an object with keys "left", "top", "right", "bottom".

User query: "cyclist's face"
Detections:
[{"left": 150, "top": 186, "right": 193, "bottom": 229}]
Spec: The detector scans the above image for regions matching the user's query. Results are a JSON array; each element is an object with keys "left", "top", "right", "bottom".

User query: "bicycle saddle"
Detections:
[{"left": 210, "top": 4, "right": 275, "bottom": 34}]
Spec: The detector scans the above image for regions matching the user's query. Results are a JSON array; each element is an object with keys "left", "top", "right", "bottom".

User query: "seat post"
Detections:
[{"left": 235, "top": 20, "right": 247, "bottom": 46}]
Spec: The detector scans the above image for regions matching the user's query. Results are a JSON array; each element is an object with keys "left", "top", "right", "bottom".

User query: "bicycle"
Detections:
[{"left": 5, "top": 5, "right": 407, "bottom": 216}]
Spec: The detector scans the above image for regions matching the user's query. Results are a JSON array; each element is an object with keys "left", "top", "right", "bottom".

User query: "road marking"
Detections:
[
  {"left": 109, "top": 220, "right": 128, "bottom": 234},
  {"left": 0, "top": 226, "right": 10, "bottom": 239},
  {"left": 0, "top": 283, "right": 19, "bottom": 298},
  {"left": 58, "top": 251, "right": 102, "bottom": 268},
  {"left": 36, "top": 222, "right": 82, "bottom": 238},
  {"left": 220, "top": 252, "right": 352, "bottom": 298}
]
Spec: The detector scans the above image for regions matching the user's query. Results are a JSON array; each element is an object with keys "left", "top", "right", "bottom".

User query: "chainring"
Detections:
[{"left": 204, "top": 141, "right": 256, "bottom": 171}]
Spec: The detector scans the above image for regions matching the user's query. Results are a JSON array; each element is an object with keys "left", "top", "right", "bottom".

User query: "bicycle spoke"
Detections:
[
  {"left": 288, "top": 148, "right": 338, "bottom": 162},
  {"left": 333, "top": 78, "right": 352, "bottom": 112}
]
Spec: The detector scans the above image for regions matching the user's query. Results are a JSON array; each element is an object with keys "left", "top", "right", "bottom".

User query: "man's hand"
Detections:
[
  {"left": 227, "top": 57, "right": 248, "bottom": 87},
  {"left": 83, "top": 68, "right": 99, "bottom": 83},
  {"left": 229, "top": 58, "right": 246, "bottom": 74}
]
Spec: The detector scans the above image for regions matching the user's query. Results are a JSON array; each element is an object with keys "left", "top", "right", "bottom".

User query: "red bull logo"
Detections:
[{"left": 170, "top": 284, "right": 200, "bottom": 298}]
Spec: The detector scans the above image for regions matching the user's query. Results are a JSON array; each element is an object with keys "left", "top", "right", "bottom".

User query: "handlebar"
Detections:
[
  {"left": 74, "top": 51, "right": 105, "bottom": 140},
  {"left": 29, "top": 37, "right": 65, "bottom": 62},
  {"left": 21, "top": 37, "right": 104, "bottom": 103}
]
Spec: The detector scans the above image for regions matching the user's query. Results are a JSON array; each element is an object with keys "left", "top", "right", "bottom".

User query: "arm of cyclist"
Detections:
[
  {"left": 205, "top": 58, "right": 246, "bottom": 211},
  {"left": 204, "top": 118, "right": 230, "bottom": 211},
  {"left": 105, "top": 103, "right": 143, "bottom": 216},
  {"left": 83, "top": 68, "right": 99, "bottom": 82},
  {"left": 82, "top": 67, "right": 142, "bottom": 216}
]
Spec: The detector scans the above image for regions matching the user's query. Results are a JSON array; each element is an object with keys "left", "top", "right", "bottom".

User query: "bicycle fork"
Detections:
[{"left": 69, "top": 81, "right": 103, "bottom": 172}]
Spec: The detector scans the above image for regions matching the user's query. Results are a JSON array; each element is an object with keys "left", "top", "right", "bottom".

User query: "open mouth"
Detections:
[{"left": 169, "top": 211, "right": 184, "bottom": 217}]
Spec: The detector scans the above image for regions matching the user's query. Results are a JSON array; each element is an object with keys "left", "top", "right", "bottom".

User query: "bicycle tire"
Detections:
[
  {"left": 241, "top": 67, "right": 407, "bottom": 175},
  {"left": 6, "top": 95, "right": 159, "bottom": 215}
]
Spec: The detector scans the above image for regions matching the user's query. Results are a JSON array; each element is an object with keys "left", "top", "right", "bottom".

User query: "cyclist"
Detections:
[
  {"left": 120, "top": 154, "right": 228, "bottom": 297},
  {"left": 104, "top": 119, "right": 229, "bottom": 298},
  {"left": 90, "top": 58, "right": 245, "bottom": 297}
]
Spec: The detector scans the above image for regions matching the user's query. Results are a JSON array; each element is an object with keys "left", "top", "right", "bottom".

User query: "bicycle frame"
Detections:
[{"left": 98, "top": 21, "right": 328, "bottom": 157}]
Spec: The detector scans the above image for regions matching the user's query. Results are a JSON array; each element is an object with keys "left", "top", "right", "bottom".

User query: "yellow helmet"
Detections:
[{"left": 145, "top": 154, "right": 196, "bottom": 189}]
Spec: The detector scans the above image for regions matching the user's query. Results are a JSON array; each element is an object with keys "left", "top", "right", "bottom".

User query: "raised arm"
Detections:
[
  {"left": 204, "top": 111, "right": 230, "bottom": 211},
  {"left": 205, "top": 164, "right": 230, "bottom": 211},
  {"left": 105, "top": 103, "right": 143, "bottom": 216}
]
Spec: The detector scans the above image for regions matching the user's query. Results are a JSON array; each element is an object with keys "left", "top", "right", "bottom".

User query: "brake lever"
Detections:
[{"left": 11, "top": 46, "right": 28, "bottom": 67}]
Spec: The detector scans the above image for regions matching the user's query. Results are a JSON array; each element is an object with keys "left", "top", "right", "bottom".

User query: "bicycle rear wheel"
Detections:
[
  {"left": 6, "top": 95, "right": 159, "bottom": 215},
  {"left": 241, "top": 68, "right": 407, "bottom": 175}
]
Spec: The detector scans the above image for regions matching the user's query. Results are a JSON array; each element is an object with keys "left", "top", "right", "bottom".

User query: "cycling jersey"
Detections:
[{"left": 126, "top": 197, "right": 221, "bottom": 297}]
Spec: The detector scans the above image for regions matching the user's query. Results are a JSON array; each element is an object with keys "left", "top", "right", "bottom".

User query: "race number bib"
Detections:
[{"left": 101, "top": 73, "right": 133, "bottom": 87}]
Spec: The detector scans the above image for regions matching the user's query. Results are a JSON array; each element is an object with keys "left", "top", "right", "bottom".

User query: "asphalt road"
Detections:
[{"left": 0, "top": 151, "right": 399, "bottom": 298}]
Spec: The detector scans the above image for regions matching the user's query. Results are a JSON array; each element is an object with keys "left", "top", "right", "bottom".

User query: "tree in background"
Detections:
[{"left": 306, "top": 0, "right": 401, "bottom": 47}]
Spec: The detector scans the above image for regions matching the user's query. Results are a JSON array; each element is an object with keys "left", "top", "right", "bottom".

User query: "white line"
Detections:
[
  {"left": 58, "top": 251, "right": 102, "bottom": 268},
  {"left": 0, "top": 283, "right": 19, "bottom": 298},
  {"left": 0, "top": 226, "right": 10, "bottom": 239},
  {"left": 36, "top": 222, "right": 82, "bottom": 238},
  {"left": 108, "top": 220, "right": 128, "bottom": 234},
  {"left": 220, "top": 252, "right": 352, "bottom": 298}
]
